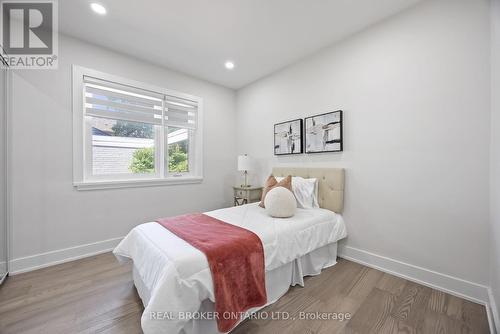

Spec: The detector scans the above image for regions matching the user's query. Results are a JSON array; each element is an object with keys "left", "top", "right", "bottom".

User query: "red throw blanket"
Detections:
[{"left": 156, "top": 213, "right": 267, "bottom": 332}]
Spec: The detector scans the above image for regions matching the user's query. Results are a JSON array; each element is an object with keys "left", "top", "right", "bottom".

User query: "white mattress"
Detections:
[{"left": 114, "top": 203, "right": 347, "bottom": 334}]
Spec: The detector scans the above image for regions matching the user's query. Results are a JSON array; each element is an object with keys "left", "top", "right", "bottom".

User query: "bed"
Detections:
[{"left": 114, "top": 167, "right": 347, "bottom": 334}]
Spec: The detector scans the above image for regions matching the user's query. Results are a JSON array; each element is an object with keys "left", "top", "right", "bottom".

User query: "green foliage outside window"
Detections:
[
  {"left": 129, "top": 147, "right": 155, "bottom": 173},
  {"left": 112, "top": 121, "right": 153, "bottom": 138},
  {"left": 168, "top": 144, "right": 188, "bottom": 173},
  {"left": 129, "top": 144, "right": 188, "bottom": 174}
]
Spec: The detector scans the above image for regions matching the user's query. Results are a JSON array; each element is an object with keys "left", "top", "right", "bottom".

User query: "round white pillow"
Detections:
[{"left": 264, "top": 186, "right": 297, "bottom": 218}]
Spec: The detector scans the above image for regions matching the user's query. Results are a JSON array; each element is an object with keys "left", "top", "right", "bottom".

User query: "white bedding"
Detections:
[{"left": 113, "top": 203, "right": 347, "bottom": 334}]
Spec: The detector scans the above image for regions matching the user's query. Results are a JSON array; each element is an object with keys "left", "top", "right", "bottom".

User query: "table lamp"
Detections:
[{"left": 238, "top": 154, "right": 252, "bottom": 187}]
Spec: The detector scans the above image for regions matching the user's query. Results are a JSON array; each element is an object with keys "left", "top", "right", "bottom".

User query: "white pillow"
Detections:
[
  {"left": 276, "top": 176, "right": 319, "bottom": 209},
  {"left": 264, "top": 187, "right": 297, "bottom": 218}
]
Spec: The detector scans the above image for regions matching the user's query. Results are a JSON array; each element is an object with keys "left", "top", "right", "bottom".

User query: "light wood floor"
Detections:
[{"left": 0, "top": 252, "right": 489, "bottom": 334}]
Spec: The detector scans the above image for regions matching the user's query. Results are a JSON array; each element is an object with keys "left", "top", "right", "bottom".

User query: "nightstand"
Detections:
[{"left": 233, "top": 186, "right": 263, "bottom": 206}]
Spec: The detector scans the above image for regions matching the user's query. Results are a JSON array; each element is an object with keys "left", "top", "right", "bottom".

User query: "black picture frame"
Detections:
[
  {"left": 274, "top": 118, "right": 303, "bottom": 155},
  {"left": 304, "top": 110, "right": 343, "bottom": 153}
]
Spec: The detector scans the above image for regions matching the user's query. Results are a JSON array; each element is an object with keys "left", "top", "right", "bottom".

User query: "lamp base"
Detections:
[{"left": 240, "top": 170, "right": 251, "bottom": 188}]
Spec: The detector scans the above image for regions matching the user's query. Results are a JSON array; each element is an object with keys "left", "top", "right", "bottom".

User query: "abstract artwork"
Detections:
[
  {"left": 305, "top": 110, "right": 343, "bottom": 153},
  {"left": 274, "top": 119, "right": 303, "bottom": 155}
]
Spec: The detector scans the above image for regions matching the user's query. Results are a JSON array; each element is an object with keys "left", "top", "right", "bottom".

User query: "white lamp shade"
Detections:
[{"left": 238, "top": 155, "right": 252, "bottom": 171}]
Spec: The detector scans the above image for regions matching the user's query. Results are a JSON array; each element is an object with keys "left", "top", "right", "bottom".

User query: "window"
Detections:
[{"left": 73, "top": 66, "right": 203, "bottom": 190}]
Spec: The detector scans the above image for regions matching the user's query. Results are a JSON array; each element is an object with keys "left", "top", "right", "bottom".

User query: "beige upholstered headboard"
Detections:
[{"left": 272, "top": 167, "right": 345, "bottom": 213}]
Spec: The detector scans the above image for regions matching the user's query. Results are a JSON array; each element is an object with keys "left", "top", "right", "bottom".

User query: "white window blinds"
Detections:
[
  {"left": 84, "top": 76, "right": 198, "bottom": 129},
  {"left": 84, "top": 76, "right": 163, "bottom": 125},
  {"left": 164, "top": 95, "right": 197, "bottom": 129}
]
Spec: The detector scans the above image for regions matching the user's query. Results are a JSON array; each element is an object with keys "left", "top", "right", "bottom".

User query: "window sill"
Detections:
[{"left": 74, "top": 176, "right": 203, "bottom": 191}]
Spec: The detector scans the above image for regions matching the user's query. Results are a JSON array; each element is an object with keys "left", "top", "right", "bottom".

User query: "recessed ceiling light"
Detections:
[
  {"left": 225, "top": 61, "right": 235, "bottom": 70},
  {"left": 90, "top": 3, "right": 107, "bottom": 15}
]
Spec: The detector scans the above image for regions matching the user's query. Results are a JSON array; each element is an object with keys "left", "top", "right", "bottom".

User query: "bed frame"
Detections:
[{"left": 272, "top": 167, "right": 345, "bottom": 213}]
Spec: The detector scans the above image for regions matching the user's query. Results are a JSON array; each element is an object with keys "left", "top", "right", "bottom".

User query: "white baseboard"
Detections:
[
  {"left": 9, "top": 237, "right": 123, "bottom": 275},
  {"left": 338, "top": 246, "right": 489, "bottom": 304},
  {"left": 488, "top": 288, "right": 500, "bottom": 334}
]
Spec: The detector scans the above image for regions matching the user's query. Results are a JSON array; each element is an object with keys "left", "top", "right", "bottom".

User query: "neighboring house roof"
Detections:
[{"left": 92, "top": 127, "right": 111, "bottom": 136}]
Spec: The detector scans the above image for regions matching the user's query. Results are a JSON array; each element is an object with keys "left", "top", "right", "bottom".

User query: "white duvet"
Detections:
[{"left": 113, "top": 203, "right": 347, "bottom": 334}]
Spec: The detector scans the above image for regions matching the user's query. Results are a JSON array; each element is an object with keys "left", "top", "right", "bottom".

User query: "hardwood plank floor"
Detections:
[{"left": 0, "top": 253, "right": 489, "bottom": 334}]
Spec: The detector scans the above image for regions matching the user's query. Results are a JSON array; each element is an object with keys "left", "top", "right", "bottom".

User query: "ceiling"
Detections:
[{"left": 60, "top": 0, "right": 421, "bottom": 89}]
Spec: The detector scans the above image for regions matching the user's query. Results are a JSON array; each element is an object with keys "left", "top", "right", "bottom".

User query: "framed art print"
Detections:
[
  {"left": 274, "top": 119, "right": 303, "bottom": 155},
  {"left": 305, "top": 110, "right": 343, "bottom": 153}
]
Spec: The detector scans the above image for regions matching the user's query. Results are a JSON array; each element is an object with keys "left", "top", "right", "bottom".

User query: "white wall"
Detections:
[
  {"left": 10, "top": 35, "right": 236, "bottom": 271},
  {"left": 490, "top": 0, "right": 500, "bottom": 328},
  {"left": 237, "top": 0, "right": 490, "bottom": 287}
]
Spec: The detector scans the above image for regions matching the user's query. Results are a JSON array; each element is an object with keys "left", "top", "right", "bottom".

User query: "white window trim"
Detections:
[{"left": 72, "top": 65, "right": 204, "bottom": 191}]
